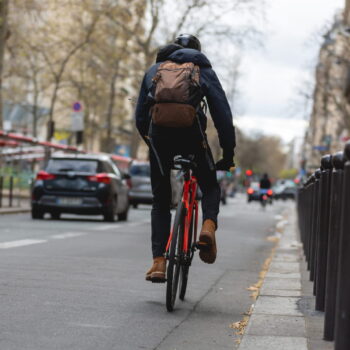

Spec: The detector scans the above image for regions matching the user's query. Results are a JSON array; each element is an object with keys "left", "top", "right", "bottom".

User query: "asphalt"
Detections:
[{"left": 0, "top": 195, "right": 292, "bottom": 350}]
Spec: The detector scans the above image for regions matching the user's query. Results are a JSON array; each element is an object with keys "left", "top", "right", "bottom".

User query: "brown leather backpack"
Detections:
[{"left": 151, "top": 61, "right": 202, "bottom": 128}]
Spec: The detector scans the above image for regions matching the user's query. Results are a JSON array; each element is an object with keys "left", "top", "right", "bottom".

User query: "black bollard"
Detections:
[
  {"left": 335, "top": 142, "right": 350, "bottom": 350},
  {"left": 324, "top": 152, "right": 345, "bottom": 341},
  {"left": 307, "top": 174, "right": 316, "bottom": 273},
  {"left": 9, "top": 176, "right": 13, "bottom": 208},
  {"left": 315, "top": 155, "right": 333, "bottom": 311},
  {"left": 300, "top": 186, "right": 308, "bottom": 256},
  {"left": 303, "top": 177, "right": 313, "bottom": 265},
  {"left": 0, "top": 176, "right": 2, "bottom": 208},
  {"left": 310, "top": 169, "right": 321, "bottom": 286}
]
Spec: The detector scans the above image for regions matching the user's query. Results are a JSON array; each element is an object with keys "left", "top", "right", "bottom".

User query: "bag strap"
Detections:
[{"left": 147, "top": 122, "right": 165, "bottom": 176}]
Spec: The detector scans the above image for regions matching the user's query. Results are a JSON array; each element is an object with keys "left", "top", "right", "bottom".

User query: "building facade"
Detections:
[{"left": 304, "top": 0, "right": 350, "bottom": 170}]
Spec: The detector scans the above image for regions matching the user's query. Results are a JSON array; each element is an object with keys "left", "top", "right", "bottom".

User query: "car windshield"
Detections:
[
  {"left": 251, "top": 182, "right": 260, "bottom": 190},
  {"left": 47, "top": 159, "right": 98, "bottom": 173},
  {"left": 130, "top": 164, "right": 150, "bottom": 177}
]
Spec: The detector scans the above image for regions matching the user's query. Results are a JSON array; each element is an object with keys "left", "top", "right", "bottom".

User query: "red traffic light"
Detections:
[{"left": 245, "top": 169, "right": 253, "bottom": 176}]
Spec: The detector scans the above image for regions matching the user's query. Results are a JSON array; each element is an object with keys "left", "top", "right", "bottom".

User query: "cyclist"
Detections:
[
  {"left": 135, "top": 34, "right": 236, "bottom": 282},
  {"left": 259, "top": 173, "right": 271, "bottom": 190}
]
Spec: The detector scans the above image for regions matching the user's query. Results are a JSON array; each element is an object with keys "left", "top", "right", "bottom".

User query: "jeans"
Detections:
[{"left": 149, "top": 131, "right": 220, "bottom": 258}]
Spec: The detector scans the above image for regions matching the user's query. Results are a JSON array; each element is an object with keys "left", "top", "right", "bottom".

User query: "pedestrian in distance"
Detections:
[{"left": 135, "top": 34, "right": 236, "bottom": 283}]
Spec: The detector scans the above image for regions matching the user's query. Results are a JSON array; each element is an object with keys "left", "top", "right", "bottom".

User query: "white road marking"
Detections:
[
  {"left": 69, "top": 322, "right": 117, "bottom": 329},
  {"left": 93, "top": 224, "right": 123, "bottom": 231},
  {"left": 50, "top": 232, "right": 87, "bottom": 240},
  {"left": 0, "top": 220, "right": 152, "bottom": 250},
  {"left": 0, "top": 239, "right": 47, "bottom": 249},
  {"left": 92, "top": 220, "right": 151, "bottom": 231}
]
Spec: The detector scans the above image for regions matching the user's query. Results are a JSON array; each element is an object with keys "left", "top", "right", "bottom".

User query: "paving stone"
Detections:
[
  {"left": 246, "top": 314, "right": 306, "bottom": 337},
  {"left": 239, "top": 335, "right": 307, "bottom": 350},
  {"left": 269, "top": 261, "right": 300, "bottom": 273},
  {"left": 254, "top": 296, "right": 303, "bottom": 316},
  {"left": 266, "top": 271, "right": 301, "bottom": 279},
  {"left": 273, "top": 253, "right": 300, "bottom": 263},
  {"left": 261, "top": 277, "right": 301, "bottom": 297}
]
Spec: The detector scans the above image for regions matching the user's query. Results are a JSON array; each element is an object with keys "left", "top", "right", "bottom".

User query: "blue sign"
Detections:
[
  {"left": 115, "top": 145, "right": 130, "bottom": 157},
  {"left": 313, "top": 145, "right": 328, "bottom": 151},
  {"left": 73, "top": 102, "right": 82, "bottom": 112}
]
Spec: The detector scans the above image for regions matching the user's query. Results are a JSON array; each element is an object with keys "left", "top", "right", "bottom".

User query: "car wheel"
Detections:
[
  {"left": 118, "top": 205, "right": 129, "bottom": 221},
  {"left": 51, "top": 212, "right": 61, "bottom": 220},
  {"left": 103, "top": 198, "right": 117, "bottom": 222},
  {"left": 31, "top": 207, "right": 44, "bottom": 219}
]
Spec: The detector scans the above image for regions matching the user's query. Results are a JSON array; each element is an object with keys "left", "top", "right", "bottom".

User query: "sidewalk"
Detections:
[
  {"left": 0, "top": 199, "right": 30, "bottom": 215},
  {"left": 238, "top": 209, "right": 332, "bottom": 350},
  {"left": 0, "top": 206, "right": 30, "bottom": 215}
]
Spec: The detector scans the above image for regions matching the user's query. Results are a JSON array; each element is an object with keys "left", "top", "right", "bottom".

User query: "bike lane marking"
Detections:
[
  {"left": 50, "top": 232, "right": 87, "bottom": 240},
  {"left": 0, "top": 239, "right": 47, "bottom": 249},
  {"left": 92, "top": 220, "right": 150, "bottom": 231},
  {"left": 0, "top": 220, "right": 152, "bottom": 249}
]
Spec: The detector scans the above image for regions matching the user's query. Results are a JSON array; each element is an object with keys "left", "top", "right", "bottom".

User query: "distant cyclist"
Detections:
[
  {"left": 259, "top": 173, "right": 271, "bottom": 190},
  {"left": 135, "top": 34, "right": 236, "bottom": 282}
]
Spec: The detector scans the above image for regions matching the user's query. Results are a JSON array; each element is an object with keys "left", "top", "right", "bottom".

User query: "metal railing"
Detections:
[
  {"left": 0, "top": 173, "right": 32, "bottom": 209},
  {"left": 297, "top": 141, "right": 350, "bottom": 350}
]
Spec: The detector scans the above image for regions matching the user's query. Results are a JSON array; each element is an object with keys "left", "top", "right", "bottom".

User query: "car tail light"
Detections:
[
  {"left": 267, "top": 189, "right": 273, "bottom": 196},
  {"left": 247, "top": 187, "right": 254, "bottom": 194},
  {"left": 36, "top": 171, "right": 56, "bottom": 181},
  {"left": 87, "top": 173, "right": 111, "bottom": 184},
  {"left": 126, "top": 178, "right": 132, "bottom": 189},
  {"left": 247, "top": 188, "right": 254, "bottom": 195}
]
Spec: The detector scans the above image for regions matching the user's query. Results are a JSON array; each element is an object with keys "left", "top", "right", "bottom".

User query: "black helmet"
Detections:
[{"left": 174, "top": 34, "right": 201, "bottom": 51}]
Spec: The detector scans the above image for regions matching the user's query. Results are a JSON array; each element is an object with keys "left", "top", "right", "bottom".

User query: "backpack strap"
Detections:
[
  {"left": 147, "top": 122, "right": 165, "bottom": 176},
  {"left": 195, "top": 105, "right": 215, "bottom": 172}
]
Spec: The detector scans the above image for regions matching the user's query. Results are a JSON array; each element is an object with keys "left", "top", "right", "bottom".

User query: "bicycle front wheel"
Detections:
[
  {"left": 179, "top": 212, "right": 194, "bottom": 301},
  {"left": 166, "top": 201, "right": 184, "bottom": 312}
]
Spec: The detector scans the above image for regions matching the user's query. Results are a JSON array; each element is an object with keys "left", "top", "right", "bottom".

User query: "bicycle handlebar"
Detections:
[{"left": 173, "top": 155, "right": 197, "bottom": 170}]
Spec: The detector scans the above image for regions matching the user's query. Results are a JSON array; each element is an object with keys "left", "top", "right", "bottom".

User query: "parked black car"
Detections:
[{"left": 31, "top": 154, "right": 130, "bottom": 221}]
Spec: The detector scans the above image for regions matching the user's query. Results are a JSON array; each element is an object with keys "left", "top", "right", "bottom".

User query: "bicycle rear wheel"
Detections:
[{"left": 166, "top": 202, "right": 184, "bottom": 312}]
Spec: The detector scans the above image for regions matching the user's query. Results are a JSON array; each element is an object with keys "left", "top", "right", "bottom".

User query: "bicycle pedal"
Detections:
[
  {"left": 151, "top": 277, "right": 167, "bottom": 283},
  {"left": 195, "top": 241, "right": 210, "bottom": 251}
]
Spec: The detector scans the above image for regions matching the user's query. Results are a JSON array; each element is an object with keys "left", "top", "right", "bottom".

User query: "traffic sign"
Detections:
[
  {"left": 71, "top": 112, "right": 84, "bottom": 131},
  {"left": 73, "top": 102, "right": 82, "bottom": 112}
]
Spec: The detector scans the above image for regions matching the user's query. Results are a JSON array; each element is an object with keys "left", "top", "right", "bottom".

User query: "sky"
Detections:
[{"left": 233, "top": 0, "right": 344, "bottom": 143}]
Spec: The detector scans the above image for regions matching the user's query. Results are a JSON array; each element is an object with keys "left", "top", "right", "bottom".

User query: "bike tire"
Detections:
[
  {"left": 179, "top": 212, "right": 194, "bottom": 301},
  {"left": 179, "top": 266, "right": 189, "bottom": 301},
  {"left": 166, "top": 202, "right": 184, "bottom": 312}
]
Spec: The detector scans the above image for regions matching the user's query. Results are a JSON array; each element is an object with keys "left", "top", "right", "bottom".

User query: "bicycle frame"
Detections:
[{"left": 165, "top": 174, "right": 199, "bottom": 255}]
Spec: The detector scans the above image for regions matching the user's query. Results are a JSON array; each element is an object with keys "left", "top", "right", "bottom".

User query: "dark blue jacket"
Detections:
[{"left": 134, "top": 48, "right": 236, "bottom": 156}]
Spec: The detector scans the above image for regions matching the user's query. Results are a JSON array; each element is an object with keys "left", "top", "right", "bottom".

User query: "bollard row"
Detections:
[{"left": 297, "top": 141, "right": 350, "bottom": 350}]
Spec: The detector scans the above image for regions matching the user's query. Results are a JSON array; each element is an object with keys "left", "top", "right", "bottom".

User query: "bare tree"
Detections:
[
  {"left": 0, "top": 0, "right": 9, "bottom": 128},
  {"left": 127, "top": 0, "right": 264, "bottom": 157},
  {"left": 235, "top": 129, "right": 286, "bottom": 178}
]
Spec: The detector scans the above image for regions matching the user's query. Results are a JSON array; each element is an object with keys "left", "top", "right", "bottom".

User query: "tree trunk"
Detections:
[
  {"left": 105, "top": 68, "right": 119, "bottom": 153},
  {"left": 46, "top": 82, "right": 59, "bottom": 140},
  {"left": 0, "top": 0, "right": 9, "bottom": 129}
]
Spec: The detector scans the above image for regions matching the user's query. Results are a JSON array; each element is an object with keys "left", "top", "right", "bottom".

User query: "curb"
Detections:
[
  {"left": 238, "top": 210, "right": 307, "bottom": 350},
  {"left": 0, "top": 208, "right": 30, "bottom": 215}
]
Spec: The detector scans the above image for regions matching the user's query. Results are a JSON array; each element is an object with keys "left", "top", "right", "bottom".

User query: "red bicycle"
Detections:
[{"left": 165, "top": 155, "right": 200, "bottom": 312}]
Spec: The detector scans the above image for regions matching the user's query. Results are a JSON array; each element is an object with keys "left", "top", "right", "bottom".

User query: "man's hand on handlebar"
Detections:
[{"left": 215, "top": 158, "right": 235, "bottom": 171}]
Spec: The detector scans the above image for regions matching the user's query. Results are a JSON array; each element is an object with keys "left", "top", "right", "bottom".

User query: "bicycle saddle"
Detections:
[{"left": 173, "top": 155, "right": 197, "bottom": 170}]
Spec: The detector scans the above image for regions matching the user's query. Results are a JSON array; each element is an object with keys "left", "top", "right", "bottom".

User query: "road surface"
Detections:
[{"left": 0, "top": 195, "right": 293, "bottom": 350}]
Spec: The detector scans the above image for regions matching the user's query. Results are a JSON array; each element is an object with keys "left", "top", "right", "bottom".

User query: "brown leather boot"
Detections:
[
  {"left": 145, "top": 257, "right": 166, "bottom": 283},
  {"left": 198, "top": 219, "right": 217, "bottom": 264}
]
